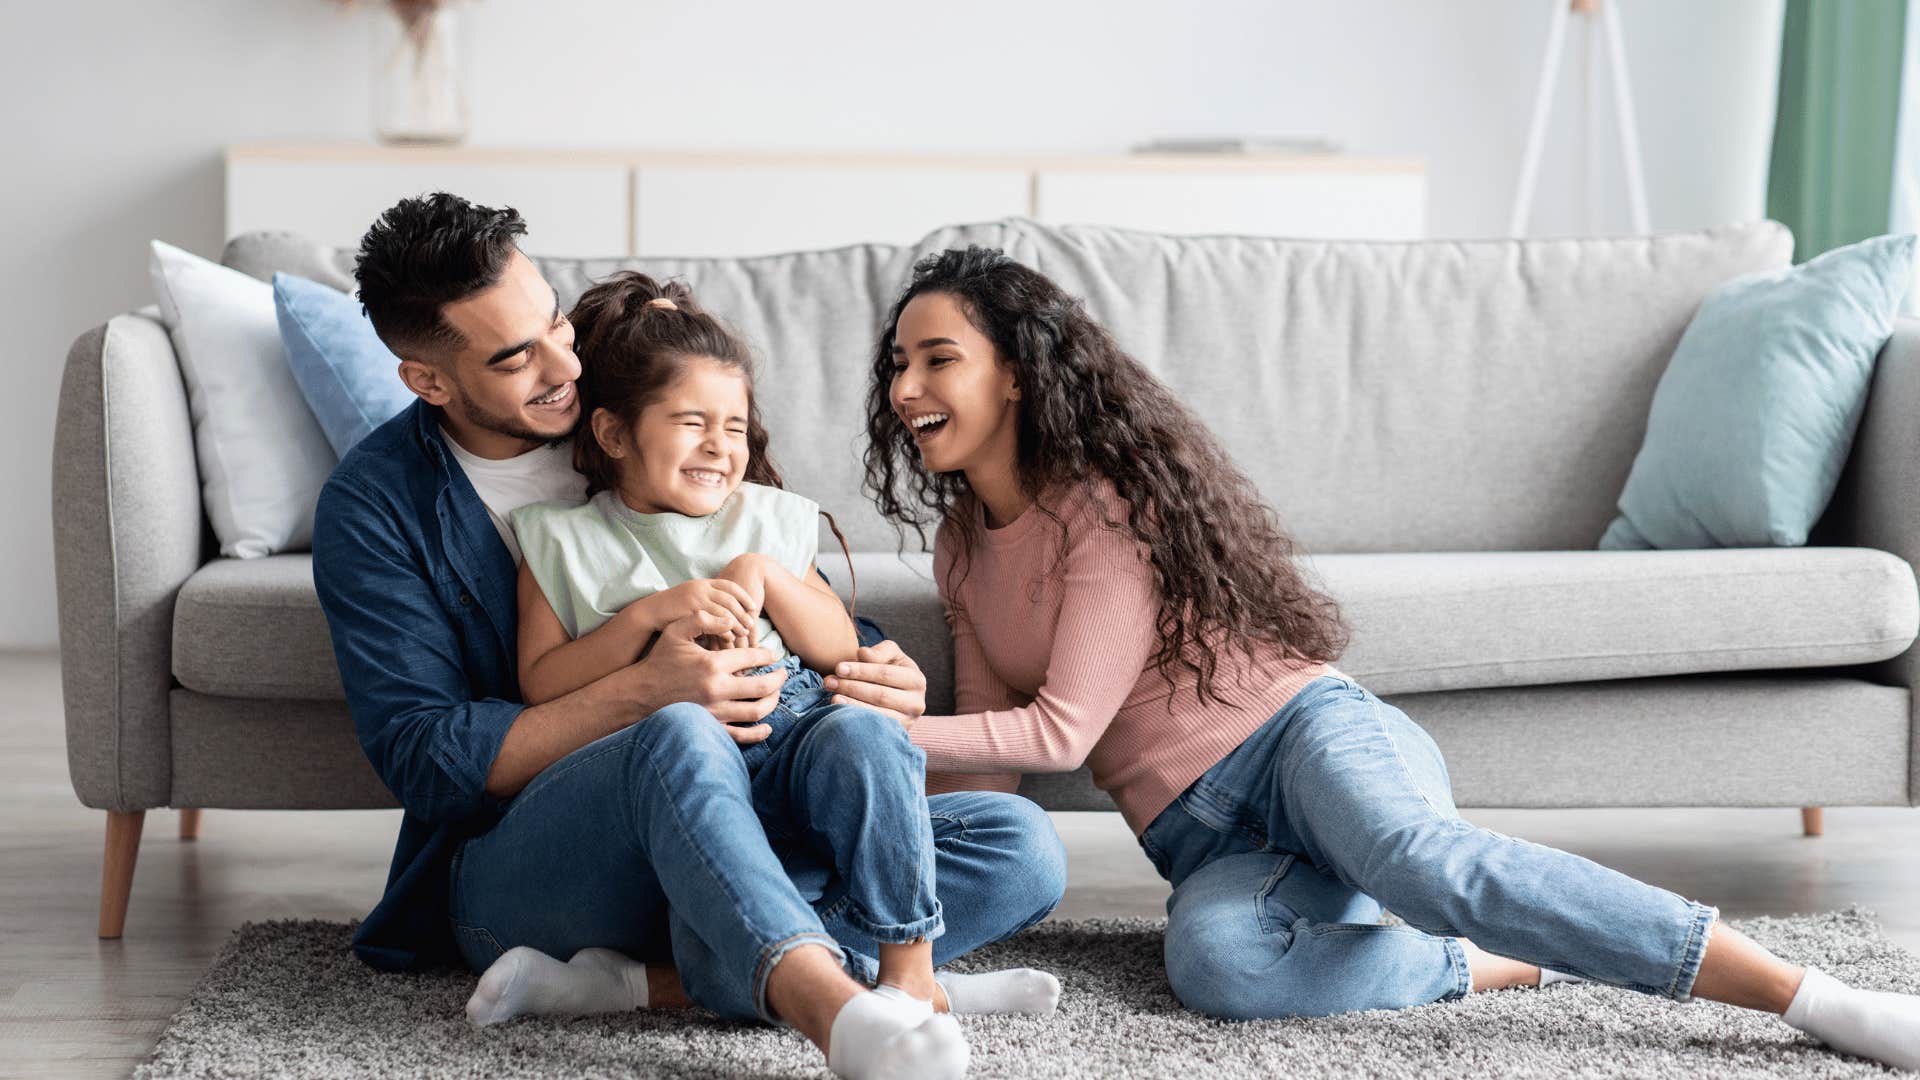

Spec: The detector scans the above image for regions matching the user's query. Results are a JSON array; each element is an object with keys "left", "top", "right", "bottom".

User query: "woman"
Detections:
[{"left": 827, "top": 246, "right": 1920, "bottom": 1069}]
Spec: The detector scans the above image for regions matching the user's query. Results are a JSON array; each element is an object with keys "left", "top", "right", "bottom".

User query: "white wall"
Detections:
[{"left": 1, "top": 0, "right": 1780, "bottom": 647}]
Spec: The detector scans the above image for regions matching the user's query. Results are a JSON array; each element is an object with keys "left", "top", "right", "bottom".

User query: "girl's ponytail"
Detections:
[{"left": 567, "top": 272, "right": 782, "bottom": 497}]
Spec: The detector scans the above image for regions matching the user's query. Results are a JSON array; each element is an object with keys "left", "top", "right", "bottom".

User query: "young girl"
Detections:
[
  {"left": 848, "top": 246, "right": 1920, "bottom": 1071},
  {"left": 484, "top": 272, "right": 1057, "bottom": 1074},
  {"left": 510, "top": 278, "right": 855, "bottom": 775}
]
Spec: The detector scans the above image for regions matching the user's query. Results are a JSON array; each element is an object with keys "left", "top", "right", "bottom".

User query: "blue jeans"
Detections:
[
  {"left": 1141, "top": 675, "right": 1718, "bottom": 1020},
  {"left": 732, "top": 656, "right": 807, "bottom": 774},
  {"left": 449, "top": 699, "right": 1065, "bottom": 1022}
]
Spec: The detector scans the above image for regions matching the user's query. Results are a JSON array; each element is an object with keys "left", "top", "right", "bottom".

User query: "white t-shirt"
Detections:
[{"left": 440, "top": 427, "right": 588, "bottom": 563}]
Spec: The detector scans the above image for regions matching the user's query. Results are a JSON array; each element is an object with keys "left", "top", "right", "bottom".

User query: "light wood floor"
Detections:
[{"left": 4, "top": 647, "right": 1919, "bottom": 1078}]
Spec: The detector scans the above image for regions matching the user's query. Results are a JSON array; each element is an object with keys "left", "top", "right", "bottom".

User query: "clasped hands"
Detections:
[
  {"left": 644, "top": 553, "right": 770, "bottom": 653},
  {"left": 623, "top": 554, "right": 928, "bottom": 747}
]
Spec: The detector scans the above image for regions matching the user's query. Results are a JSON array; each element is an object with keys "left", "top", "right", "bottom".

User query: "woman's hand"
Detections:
[
  {"left": 633, "top": 579, "right": 758, "bottom": 650},
  {"left": 822, "top": 639, "right": 928, "bottom": 728}
]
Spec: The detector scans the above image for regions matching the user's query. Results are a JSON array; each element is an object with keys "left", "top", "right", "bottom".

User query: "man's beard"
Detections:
[{"left": 448, "top": 383, "right": 576, "bottom": 447}]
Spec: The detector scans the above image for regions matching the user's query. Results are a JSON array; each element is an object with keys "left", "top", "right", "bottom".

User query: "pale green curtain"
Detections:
[{"left": 1767, "top": 0, "right": 1909, "bottom": 263}]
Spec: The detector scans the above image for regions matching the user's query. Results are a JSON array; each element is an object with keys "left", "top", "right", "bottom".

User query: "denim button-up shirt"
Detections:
[
  {"left": 312, "top": 399, "right": 526, "bottom": 971},
  {"left": 312, "top": 398, "right": 884, "bottom": 971}
]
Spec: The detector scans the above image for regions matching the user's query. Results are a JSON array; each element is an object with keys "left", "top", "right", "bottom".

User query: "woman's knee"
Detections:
[
  {"left": 1162, "top": 854, "right": 1383, "bottom": 1020},
  {"left": 1168, "top": 918, "right": 1386, "bottom": 1021},
  {"left": 1164, "top": 916, "right": 1298, "bottom": 1020}
]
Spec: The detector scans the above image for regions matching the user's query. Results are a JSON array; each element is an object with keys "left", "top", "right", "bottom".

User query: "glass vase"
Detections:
[{"left": 371, "top": 1, "right": 469, "bottom": 146}]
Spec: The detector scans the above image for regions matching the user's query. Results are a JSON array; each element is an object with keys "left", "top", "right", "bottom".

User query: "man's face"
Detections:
[{"left": 397, "top": 249, "right": 582, "bottom": 458}]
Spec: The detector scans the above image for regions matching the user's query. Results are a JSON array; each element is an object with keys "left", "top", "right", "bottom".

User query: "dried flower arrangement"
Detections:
[{"left": 334, "top": 1, "right": 455, "bottom": 55}]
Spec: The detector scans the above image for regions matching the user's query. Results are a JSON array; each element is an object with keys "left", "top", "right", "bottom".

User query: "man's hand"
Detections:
[
  {"left": 632, "top": 609, "right": 783, "bottom": 744},
  {"left": 821, "top": 639, "right": 928, "bottom": 728}
]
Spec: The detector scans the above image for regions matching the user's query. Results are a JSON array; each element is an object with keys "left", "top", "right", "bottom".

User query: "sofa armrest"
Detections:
[
  {"left": 54, "top": 314, "right": 206, "bottom": 811},
  {"left": 1820, "top": 317, "right": 1920, "bottom": 692}
]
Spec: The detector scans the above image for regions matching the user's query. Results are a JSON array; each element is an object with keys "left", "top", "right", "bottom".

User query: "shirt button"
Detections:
[{"left": 459, "top": 592, "right": 474, "bottom": 606}]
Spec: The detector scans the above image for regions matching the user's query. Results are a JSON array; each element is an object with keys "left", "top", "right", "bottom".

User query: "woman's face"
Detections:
[
  {"left": 592, "top": 356, "right": 750, "bottom": 516},
  {"left": 887, "top": 292, "right": 1020, "bottom": 477}
]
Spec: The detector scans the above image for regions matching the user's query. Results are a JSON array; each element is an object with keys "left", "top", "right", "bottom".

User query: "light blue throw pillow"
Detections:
[
  {"left": 1600, "top": 233, "right": 1916, "bottom": 550},
  {"left": 273, "top": 272, "right": 414, "bottom": 458}
]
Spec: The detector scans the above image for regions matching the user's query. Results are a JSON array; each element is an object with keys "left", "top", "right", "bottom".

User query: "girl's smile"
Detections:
[{"left": 591, "top": 357, "right": 751, "bottom": 517}]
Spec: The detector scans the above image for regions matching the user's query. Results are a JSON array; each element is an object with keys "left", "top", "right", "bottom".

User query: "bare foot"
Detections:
[{"left": 1459, "top": 938, "right": 1542, "bottom": 992}]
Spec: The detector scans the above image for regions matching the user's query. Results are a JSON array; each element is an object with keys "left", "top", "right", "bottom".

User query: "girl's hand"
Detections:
[{"left": 634, "top": 579, "right": 758, "bottom": 650}]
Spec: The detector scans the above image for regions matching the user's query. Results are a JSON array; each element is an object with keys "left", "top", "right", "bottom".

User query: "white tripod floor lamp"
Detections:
[{"left": 1510, "top": 0, "right": 1652, "bottom": 236}]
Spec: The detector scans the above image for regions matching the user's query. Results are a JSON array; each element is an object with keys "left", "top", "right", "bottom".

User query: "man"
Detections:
[{"left": 311, "top": 193, "right": 1065, "bottom": 1076}]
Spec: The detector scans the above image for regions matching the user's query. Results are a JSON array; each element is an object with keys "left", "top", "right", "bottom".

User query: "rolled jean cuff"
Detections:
[
  {"left": 752, "top": 931, "right": 846, "bottom": 1025},
  {"left": 838, "top": 902, "right": 945, "bottom": 946},
  {"left": 1440, "top": 935, "right": 1473, "bottom": 1002},
  {"left": 1666, "top": 902, "right": 1719, "bottom": 1003}
]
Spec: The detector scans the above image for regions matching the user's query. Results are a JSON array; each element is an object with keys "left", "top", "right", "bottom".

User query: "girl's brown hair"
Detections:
[
  {"left": 863, "top": 247, "right": 1348, "bottom": 706},
  {"left": 566, "top": 272, "right": 783, "bottom": 497}
]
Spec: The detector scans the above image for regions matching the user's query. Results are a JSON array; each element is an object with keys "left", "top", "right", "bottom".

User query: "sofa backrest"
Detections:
[{"left": 224, "top": 218, "right": 1791, "bottom": 554}]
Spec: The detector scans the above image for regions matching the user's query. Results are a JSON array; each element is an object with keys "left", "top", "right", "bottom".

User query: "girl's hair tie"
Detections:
[{"left": 644, "top": 297, "right": 678, "bottom": 311}]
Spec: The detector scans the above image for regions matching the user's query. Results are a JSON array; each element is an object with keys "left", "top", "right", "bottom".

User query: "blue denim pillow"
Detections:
[
  {"left": 273, "top": 272, "right": 414, "bottom": 458},
  {"left": 1600, "top": 233, "right": 1916, "bottom": 550}
]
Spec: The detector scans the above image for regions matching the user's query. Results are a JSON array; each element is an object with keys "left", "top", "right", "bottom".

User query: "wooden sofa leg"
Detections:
[
  {"left": 179, "top": 808, "right": 201, "bottom": 841},
  {"left": 1801, "top": 807, "right": 1825, "bottom": 837},
  {"left": 100, "top": 810, "right": 145, "bottom": 939}
]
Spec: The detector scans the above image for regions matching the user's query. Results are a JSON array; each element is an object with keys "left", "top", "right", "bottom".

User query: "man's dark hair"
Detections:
[{"left": 353, "top": 192, "right": 528, "bottom": 358}]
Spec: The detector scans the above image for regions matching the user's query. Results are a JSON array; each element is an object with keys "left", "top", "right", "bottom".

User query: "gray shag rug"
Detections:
[{"left": 135, "top": 908, "right": 1920, "bottom": 1078}]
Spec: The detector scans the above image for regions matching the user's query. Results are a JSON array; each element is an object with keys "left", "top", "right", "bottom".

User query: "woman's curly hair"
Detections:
[{"left": 862, "top": 246, "right": 1347, "bottom": 706}]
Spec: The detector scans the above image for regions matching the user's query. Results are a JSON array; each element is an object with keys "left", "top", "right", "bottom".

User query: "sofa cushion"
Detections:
[
  {"left": 224, "top": 220, "right": 1792, "bottom": 556},
  {"left": 224, "top": 224, "right": 1017, "bottom": 553},
  {"left": 273, "top": 271, "right": 413, "bottom": 458},
  {"left": 1313, "top": 547, "right": 1920, "bottom": 695},
  {"left": 174, "top": 555, "right": 338, "bottom": 699},
  {"left": 1601, "top": 233, "right": 1916, "bottom": 550},
  {"left": 170, "top": 551, "right": 957, "bottom": 703},
  {"left": 988, "top": 219, "right": 1794, "bottom": 553},
  {"left": 1022, "top": 673, "right": 1915, "bottom": 813},
  {"left": 174, "top": 547, "right": 1918, "bottom": 705},
  {"left": 150, "top": 242, "right": 337, "bottom": 558}
]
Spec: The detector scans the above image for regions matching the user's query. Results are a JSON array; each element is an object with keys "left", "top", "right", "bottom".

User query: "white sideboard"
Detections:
[{"left": 226, "top": 144, "right": 1426, "bottom": 258}]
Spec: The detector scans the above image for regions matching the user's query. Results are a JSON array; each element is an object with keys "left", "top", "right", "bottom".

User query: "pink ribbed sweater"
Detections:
[{"left": 909, "top": 486, "right": 1330, "bottom": 836}]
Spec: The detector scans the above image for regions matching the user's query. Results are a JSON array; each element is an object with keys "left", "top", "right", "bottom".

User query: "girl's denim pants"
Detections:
[
  {"left": 1141, "top": 674, "right": 1717, "bottom": 1019},
  {"left": 448, "top": 671, "right": 1065, "bottom": 1023}
]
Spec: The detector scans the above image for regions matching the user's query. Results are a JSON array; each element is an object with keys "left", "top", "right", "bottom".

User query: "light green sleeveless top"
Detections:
[{"left": 509, "top": 483, "right": 821, "bottom": 660}]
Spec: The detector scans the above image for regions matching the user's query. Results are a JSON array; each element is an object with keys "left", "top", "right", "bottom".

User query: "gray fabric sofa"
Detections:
[{"left": 56, "top": 218, "right": 1920, "bottom": 939}]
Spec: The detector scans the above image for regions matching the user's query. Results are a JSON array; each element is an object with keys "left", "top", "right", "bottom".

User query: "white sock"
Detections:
[
  {"left": 465, "top": 946, "right": 648, "bottom": 1026},
  {"left": 870, "top": 983, "right": 935, "bottom": 1018},
  {"left": 826, "top": 989, "right": 969, "bottom": 1080},
  {"left": 1539, "top": 968, "right": 1584, "bottom": 987},
  {"left": 935, "top": 968, "right": 1062, "bottom": 1015},
  {"left": 1784, "top": 966, "right": 1920, "bottom": 1070}
]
